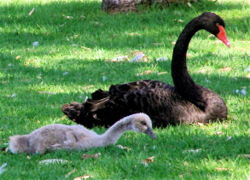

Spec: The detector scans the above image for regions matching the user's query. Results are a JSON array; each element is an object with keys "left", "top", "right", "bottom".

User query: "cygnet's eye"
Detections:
[{"left": 140, "top": 121, "right": 147, "bottom": 126}]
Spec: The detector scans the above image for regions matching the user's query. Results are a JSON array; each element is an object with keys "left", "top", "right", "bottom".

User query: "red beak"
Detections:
[{"left": 216, "top": 24, "right": 230, "bottom": 47}]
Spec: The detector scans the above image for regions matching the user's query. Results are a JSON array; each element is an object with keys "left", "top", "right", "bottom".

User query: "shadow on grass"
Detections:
[
  {"left": 0, "top": 0, "right": 249, "bottom": 138},
  {"left": 0, "top": 51, "right": 248, "bottom": 97},
  {"left": 0, "top": 0, "right": 249, "bottom": 51},
  {"left": 0, "top": 51, "right": 248, "bottom": 132},
  {"left": 1, "top": 129, "right": 249, "bottom": 179}
]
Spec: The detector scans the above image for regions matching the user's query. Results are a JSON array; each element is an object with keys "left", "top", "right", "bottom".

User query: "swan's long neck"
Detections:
[
  {"left": 100, "top": 116, "right": 132, "bottom": 146},
  {"left": 171, "top": 19, "right": 206, "bottom": 110}
]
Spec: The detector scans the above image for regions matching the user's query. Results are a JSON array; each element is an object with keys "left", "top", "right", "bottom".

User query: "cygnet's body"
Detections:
[{"left": 8, "top": 113, "right": 155, "bottom": 154}]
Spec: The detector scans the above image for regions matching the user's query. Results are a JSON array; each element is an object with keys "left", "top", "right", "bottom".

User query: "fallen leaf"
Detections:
[
  {"left": 215, "top": 167, "right": 230, "bottom": 171},
  {"left": 15, "top": 56, "right": 21, "bottom": 60},
  {"left": 136, "top": 70, "right": 154, "bottom": 76},
  {"left": 207, "top": 34, "right": 214, "bottom": 38},
  {"left": 152, "top": 42, "right": 164, "bottom": 46},
  {"left": 92, "top": 21, "right": 103, "bottom": 26},
  {"left": 28, "top": 8, "right": 35, "bottom": 16},
  {"left": 194, "top": 122, "right": 207, "bottom": 127},
  {"left": 82, "top": 153, "right": 101, "bottom": 159},
  {"left": 174, "top": 19, "right": 184, "bottom": 23},
  {"left": 39, "top": 159, "right": 68, "bottom": 165},
  {"left": 219, "top": 67, "right": 232, "bottom": 72},
  {"left": 171, "top": 41, "right": 176, "bottom": 45},
  {"left": 183, "top": 149, "right": 202, "bottom": 153},
  {"left": 65, "top": 169, "right": 76, "bottom": 178},
  {"left": 238, "top": 154, "right": 250, "bottom": 159},
  {"left": 74, "top": 177, "right": 82, "bottom": 180},
  {"left": 80, "top": 15, "right": 86, "bottom": 19},
  {"left": 215, "top": 131, "right": 224, "bottom": 135},
  {"left": 7, "top": 93, "right": 17, "bottom": 98},
  {"left": 63, "top": 15, "right": 73, "bottom": 19},
  {"left": 197, "top": 69, "right": 208, "bottom": 74},
  {"left": 126, "top": 32, "right": 141, "bottom": 36},
  {"left": 116, "top": 144, "right": 131, "bottom": 151},
  {"left": 81, "top": 85, "right": 94, "bottom": 90},
  {"left": 35, "top": 73, "right": 42, "bottom": 79},
  {"left": 59, "top": 23, "right": 66, "bottom": 27},
  {"left": 38, "top": 91, "right": 56, "bottom": 95},
  {"left": 110, "top": 56, "right": 128, "bottom": 62},
  {"left": 186, "top": 53, "right": 193, "bottom": 58},
  {"left": 142, "top": 156, "right": 155, "bottom": 165},
  {"left": 80, "top": 46, "right": 92, "bottom": 51},
  {"left": 74, "top": 174, "right": 92, "bottom": 180},
  {"left": 131, "top": 51, "right": 144, "bottom": 56},
  {"left": 157, "top": 72, "right": 168, "bottom": 75},
  {"left": 187, "top": 2, "right": 192, "bottom": 7}
]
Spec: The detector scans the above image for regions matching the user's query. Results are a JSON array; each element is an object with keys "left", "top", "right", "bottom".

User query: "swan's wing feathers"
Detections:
[
  {"left": 91, "top": 89, "right": 109, "bottom": 100},
  {"left": 62, "top": 80, "right": 175, "bottom": 127},
  {"left": 109, "top": 80, "right": 170, "bottom": 96}
]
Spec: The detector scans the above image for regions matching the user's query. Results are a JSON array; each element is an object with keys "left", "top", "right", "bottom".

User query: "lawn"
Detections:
[{"left": 0, "top": 0, "right": 249, "bottom": 179}]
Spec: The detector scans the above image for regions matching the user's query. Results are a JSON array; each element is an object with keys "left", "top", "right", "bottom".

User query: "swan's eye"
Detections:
[{"left": 140, "top": 121, "right": 147, "bottom": 126}]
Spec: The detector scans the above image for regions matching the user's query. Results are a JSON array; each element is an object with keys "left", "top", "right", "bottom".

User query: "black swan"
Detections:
[
  {"left": 62, "top": 12, "right": 230, "bottom": 128},
  {"left": 9, "top": 113, "right": 155, "bottom": 154}
]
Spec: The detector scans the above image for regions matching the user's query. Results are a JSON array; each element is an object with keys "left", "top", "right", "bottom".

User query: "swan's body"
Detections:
[
  {"left": 62, "top": 12, "right": 229, "bottom": 128},
  {"left": 8, "top": 113, "right": 155, "bottom": 154}
]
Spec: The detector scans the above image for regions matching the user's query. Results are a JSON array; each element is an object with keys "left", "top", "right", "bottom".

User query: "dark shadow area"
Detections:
[
  {"left": 0, "top": 51, "right": 248, "bottom": 97},
  {"left": 0, "top": 0, "right": 249, "bottom": 51}
]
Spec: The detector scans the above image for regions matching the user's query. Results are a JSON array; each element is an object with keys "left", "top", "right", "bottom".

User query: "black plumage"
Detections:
[{"left": 62, "top": 12, "right": 228, "bottom": 128}]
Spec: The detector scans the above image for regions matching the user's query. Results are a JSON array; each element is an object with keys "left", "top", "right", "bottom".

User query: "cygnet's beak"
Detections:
[{"left": 145, "top": 128, "right": 157, "bottom": 139}]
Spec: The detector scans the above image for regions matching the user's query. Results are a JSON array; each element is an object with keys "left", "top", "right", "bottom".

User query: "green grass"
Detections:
[{"left": 0, "top": 0, "right": 249, "bottom": 179}]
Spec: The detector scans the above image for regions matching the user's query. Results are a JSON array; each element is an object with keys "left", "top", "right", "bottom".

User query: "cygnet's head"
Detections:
[{"left": 129, "top": 113, "right": 156, "bottom": 139}]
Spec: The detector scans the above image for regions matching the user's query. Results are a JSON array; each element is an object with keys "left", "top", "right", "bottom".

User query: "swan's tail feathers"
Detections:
[
  {"left": 81, "top": 96, "right": 119, "bottom": 128},
  {"left": 8, "top": 135, "right": 29, "bottom": 154},
  {"left": 62, "top": 102, "right": 83, "bottom": 122},
  {"left": 91, "top": 89, "right": 109, "bottom": 100},
  {"left": 62, "top": 89, "right": 110, "bottom": 122},
  {"left": 62, "top": 96, "right": 119, "bottom": 128},
  {"left": 63, "top": 94, "right": 131, "bottom": 128}
]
